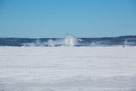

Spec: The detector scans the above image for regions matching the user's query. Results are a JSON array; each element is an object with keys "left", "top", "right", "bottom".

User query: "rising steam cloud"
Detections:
[
  {"left": 64, "top": 34, "right": 77, "bottom": 47},
  {"left": 23, "top": 34, "right": 78, "bottom": 47}
]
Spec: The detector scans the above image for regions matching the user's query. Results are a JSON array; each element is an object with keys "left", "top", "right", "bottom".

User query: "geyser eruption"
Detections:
[
  {"left": 48, "top": 39, "right": 54, "bottom": 47},
  {"left": 64, "top": 34, "right": 77, "bottom": 47},
  {"left": 23, "top": 34, "right": 78, "bottom": 47},
  {"left": 46, "top": 34, "right": 77, "bottom": 47}
]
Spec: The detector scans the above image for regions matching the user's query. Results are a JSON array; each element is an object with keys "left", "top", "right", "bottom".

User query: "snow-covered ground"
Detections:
[{"left": 0, "top": 47, "right": 136, "bottom": 91}]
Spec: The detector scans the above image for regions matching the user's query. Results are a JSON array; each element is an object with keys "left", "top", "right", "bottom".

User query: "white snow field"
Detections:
[{"left": 0, "top": 47, "right": 136, "bottom": 91}]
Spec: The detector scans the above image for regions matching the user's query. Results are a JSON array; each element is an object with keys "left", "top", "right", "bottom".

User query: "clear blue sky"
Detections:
[{"left": 0, "top": 0, "right": 136, "bottom": 38}]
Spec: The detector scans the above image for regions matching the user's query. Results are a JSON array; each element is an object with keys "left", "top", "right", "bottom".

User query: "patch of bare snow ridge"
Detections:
[{"left": 0, "top": 46, "right": 136, "bottom": 91}]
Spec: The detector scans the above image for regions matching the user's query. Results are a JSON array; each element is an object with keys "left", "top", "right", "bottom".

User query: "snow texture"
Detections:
[{"left": 0, "top": 47, "right": 136, "bottom": 91}]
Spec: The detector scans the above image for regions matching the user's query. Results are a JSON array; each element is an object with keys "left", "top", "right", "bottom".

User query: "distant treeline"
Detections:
[{"left": 0, "top": 35, "right": 136, "bottom": 46}]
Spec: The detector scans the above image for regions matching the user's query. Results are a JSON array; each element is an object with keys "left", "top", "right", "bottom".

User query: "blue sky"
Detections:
[{"left": 0, "top": 0, "right": 136, "bottom": 38}]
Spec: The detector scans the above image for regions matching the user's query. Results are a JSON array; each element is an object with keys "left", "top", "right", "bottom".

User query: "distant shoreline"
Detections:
[{"left": 0, "top": 35, "right": 136, "bottom": 47}]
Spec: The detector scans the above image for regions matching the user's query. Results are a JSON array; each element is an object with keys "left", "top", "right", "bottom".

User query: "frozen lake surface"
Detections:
[{"left": 0, "top": 47, "right": 136, "bottom": 91}]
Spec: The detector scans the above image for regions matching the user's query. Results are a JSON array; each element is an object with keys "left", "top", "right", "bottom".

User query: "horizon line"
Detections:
[{"left": 0, "top": 35, "right": 136, "bottom": 39}]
